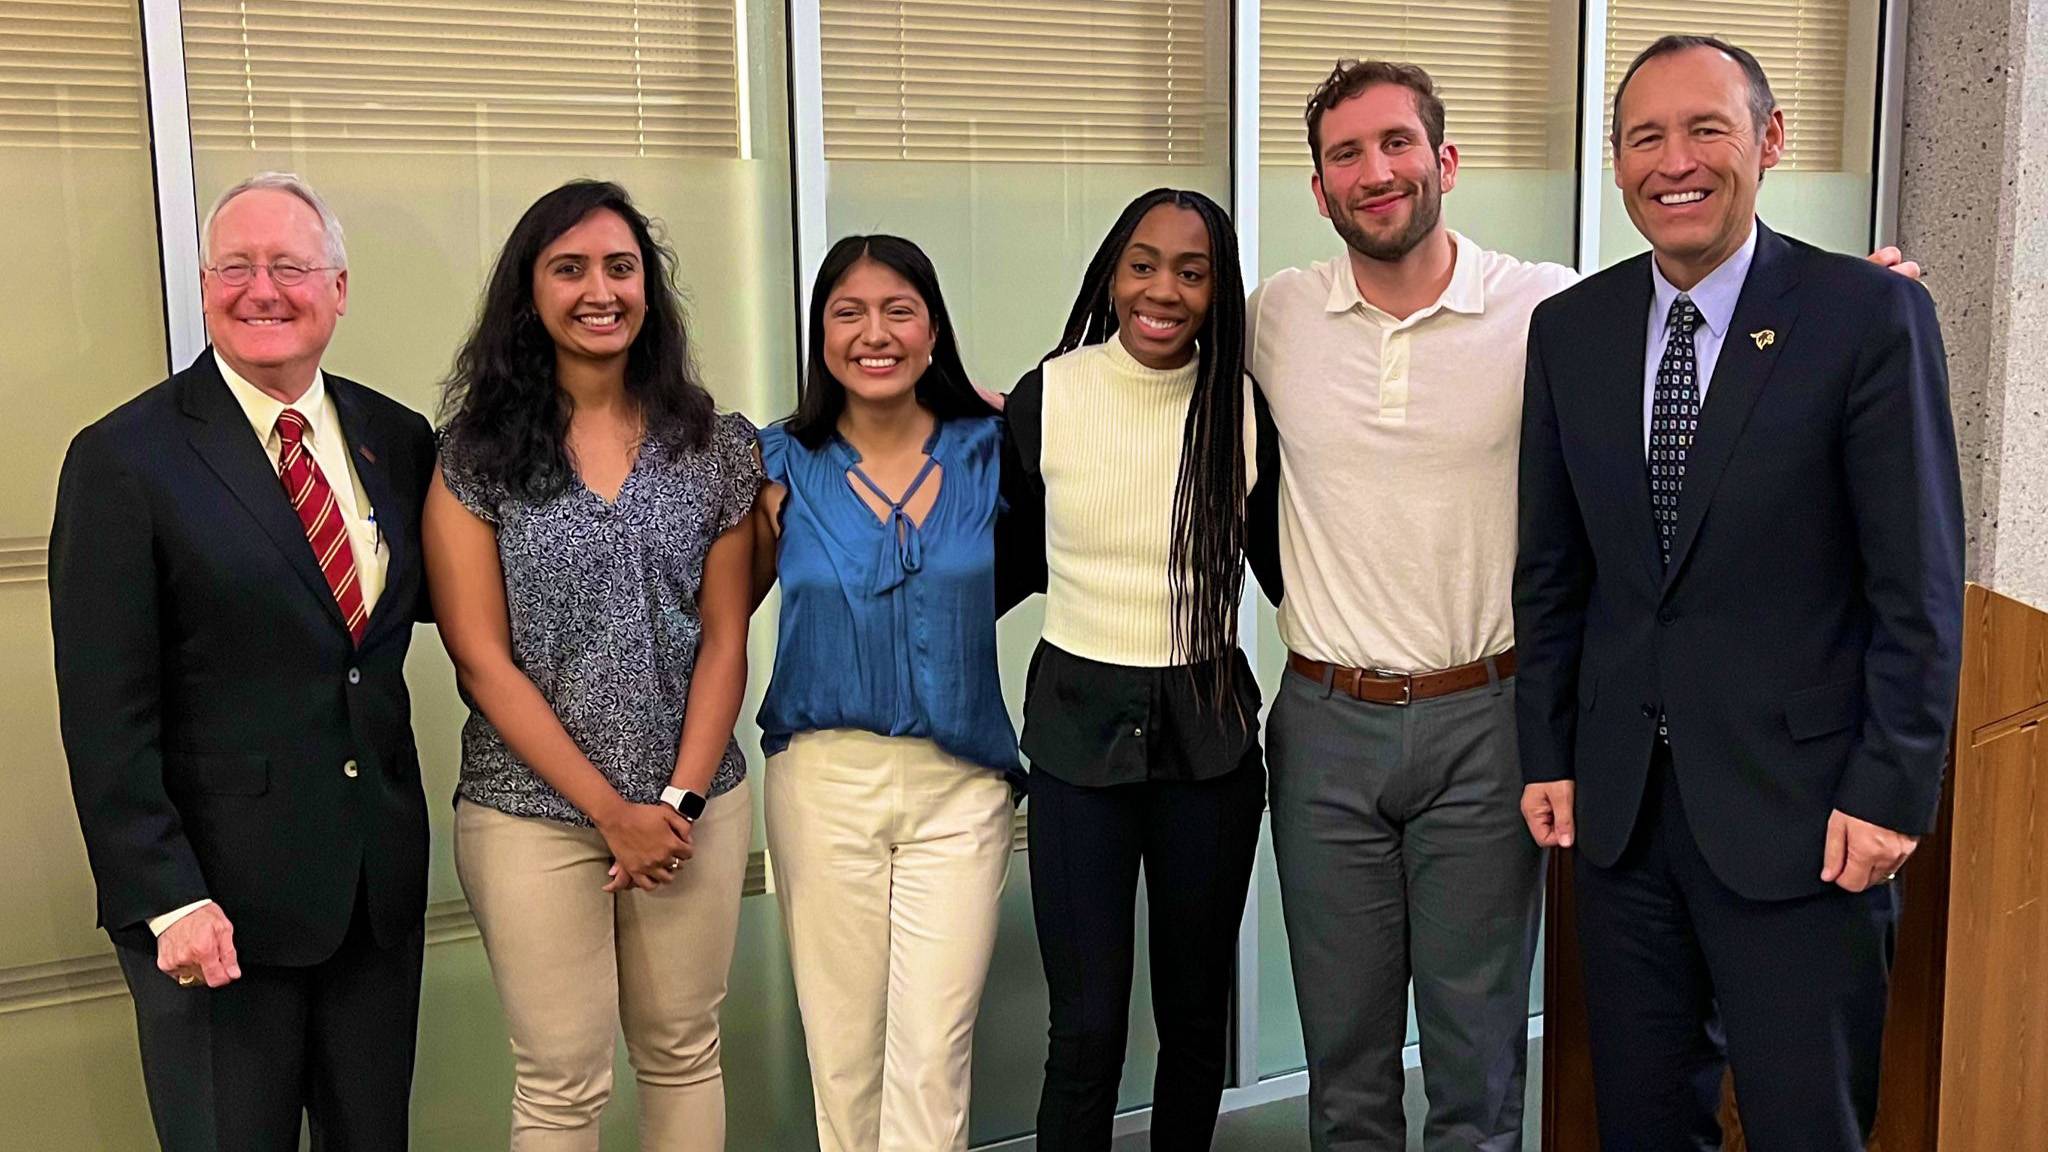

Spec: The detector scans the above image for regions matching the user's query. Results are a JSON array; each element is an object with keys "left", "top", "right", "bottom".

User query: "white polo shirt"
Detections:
[{"left": 1248, "top": 231, "right": 1577, "bottom": 673}]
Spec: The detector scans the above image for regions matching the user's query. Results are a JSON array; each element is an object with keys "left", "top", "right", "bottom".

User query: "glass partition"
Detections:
[{"left": 0, "top": 3, "right": 170, "bottom": 1144}]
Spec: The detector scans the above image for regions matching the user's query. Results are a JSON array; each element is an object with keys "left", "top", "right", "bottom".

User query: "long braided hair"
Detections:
[{"left": 1043, "top": 188, "right": 1250, "bottom": 713}]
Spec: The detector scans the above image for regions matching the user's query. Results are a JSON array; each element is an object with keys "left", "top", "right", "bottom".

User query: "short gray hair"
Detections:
[
  {"left": 1611, "top": 35, "right": 1777, "bottom": 156},
  {"left": 202, "top": 171, "right": 348, "bottom": 269}
]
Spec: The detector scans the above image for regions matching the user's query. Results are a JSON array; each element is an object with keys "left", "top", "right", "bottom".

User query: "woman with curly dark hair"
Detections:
[
  {"left": 1004, "top": 187, "right": 1278, "bottom": 1151},
  {"left": 424, "top": 179, "right": 761, "bottom": 1151}
]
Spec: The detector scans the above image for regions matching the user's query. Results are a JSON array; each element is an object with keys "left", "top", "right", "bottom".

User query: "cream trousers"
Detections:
[
  {"left": 766, "top": 730, "right": 1014, "bottom": 1152},
  {"left": 455, "top": 782, "right": 751, "bottom": 1152}
]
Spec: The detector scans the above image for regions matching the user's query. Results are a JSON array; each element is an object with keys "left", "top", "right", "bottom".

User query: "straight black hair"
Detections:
[
  {"left": 787, "top": 234, "right": 997, "bottom": 450},
  {"left": 439, "top": 180, "right": 714, "bottom": 500},
  {"left": 1044, "top": 188, "right": 1251, "bottom": 712}
]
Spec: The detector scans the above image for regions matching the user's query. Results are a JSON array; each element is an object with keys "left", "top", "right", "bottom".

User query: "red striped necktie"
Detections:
[{"left": 275, "top": 408, "right": 367, "bottom": 644}]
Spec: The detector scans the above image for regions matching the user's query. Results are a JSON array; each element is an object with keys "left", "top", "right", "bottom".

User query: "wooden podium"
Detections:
[{"left": 1542, "top": 583, "right": 2048, "bottom": 1150}]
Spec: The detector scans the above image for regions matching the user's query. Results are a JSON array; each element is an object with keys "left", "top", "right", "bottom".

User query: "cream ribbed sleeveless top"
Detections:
[{"left": 1039, "top": 339, "right": 1256, "bottom": 667}]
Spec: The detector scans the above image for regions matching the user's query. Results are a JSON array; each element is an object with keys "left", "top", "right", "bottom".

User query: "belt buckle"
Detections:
[{"left": 1366, "top": 668, "right": 1413, "bottom": 706}]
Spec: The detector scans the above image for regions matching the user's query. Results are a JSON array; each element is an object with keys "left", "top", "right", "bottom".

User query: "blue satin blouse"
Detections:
[{"left": 756, "top": 415, "right": 1022, "bottom": 785}]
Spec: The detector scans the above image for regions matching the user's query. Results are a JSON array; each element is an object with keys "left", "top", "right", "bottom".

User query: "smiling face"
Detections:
[
  {"left": 1310, "top": 82, "right": 1457, "bottom": 264},
  {"left": 822, "top": 256, "right": 936, "bottom": 408},
  {"left": 1112, "top": 203, "right": 1214, "bottom": 370},
  {"left": 1613, "top": 45, "right": 1783, "bottom": 287},
  {"left": 531, "top": 207, "right": 648, "bottom": 366},
  {"left": 202, "top": 188, "right": 347, "bottom": 393}
]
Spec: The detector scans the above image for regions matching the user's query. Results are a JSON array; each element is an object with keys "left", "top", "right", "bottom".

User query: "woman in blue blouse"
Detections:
[{"left": 751, "top": 234, "right": 1026, "bottom": 1152}]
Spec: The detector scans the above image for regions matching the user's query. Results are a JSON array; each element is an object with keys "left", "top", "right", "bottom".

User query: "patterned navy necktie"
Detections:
[{"left": 1649, "top": 294, "right": 1702, "bottom": 567}]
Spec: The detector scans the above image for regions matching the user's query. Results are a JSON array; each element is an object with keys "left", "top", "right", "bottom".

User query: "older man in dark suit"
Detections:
[
  {"left": 1514, "top": 37, "right": 1964, "bottom": 1152},
  {"left": 50, "top": 171, "right": 436, "bottom": 1150}
]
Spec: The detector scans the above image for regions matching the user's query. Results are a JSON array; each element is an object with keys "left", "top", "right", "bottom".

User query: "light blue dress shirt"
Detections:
[{"left": 1643, "top": 221, "right": 1759, "bottom": 457}]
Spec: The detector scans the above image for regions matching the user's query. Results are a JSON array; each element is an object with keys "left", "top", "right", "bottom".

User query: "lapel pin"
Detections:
[
  {"left": 1751, "top": 329, "right": 1775, "bottom": 351},
  {"left": 357, "top": 443, "right": 377, "bottom": 464}
]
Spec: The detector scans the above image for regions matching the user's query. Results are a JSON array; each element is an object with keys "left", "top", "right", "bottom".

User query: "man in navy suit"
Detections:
[
  {"left": 50, "top": 172, "right": 436, "bottom": 1150},
  {"left": 1514, "top": 37, "right": 1964, "bottom": 1152}
]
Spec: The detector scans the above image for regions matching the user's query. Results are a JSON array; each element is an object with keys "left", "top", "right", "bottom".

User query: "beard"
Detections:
[{"left": 1329, "top": 171, "right": 1444, "bottom": 262}]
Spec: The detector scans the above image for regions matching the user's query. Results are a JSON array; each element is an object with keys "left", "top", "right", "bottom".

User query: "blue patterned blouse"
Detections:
[{"left": 439, "top": 412, "right": 763, "bottom": 823}]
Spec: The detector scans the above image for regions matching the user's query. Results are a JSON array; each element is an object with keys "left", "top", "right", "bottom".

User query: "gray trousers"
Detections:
[{"left": 1269, "top": 663, "right": 1543, "bottom": 1152}]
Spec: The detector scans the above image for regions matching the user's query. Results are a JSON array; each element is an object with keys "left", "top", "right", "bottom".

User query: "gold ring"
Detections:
[{"left": 176, "top": 972, "right": 200, "bottom": 987}]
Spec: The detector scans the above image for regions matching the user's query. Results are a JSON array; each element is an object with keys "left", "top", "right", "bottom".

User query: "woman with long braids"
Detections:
[
  {"left": 425, "top": 180, "right": 761, "bottom": 1150},
  {"left": 1004, "top": 187, "right": 1279, "bottom": 1151}
]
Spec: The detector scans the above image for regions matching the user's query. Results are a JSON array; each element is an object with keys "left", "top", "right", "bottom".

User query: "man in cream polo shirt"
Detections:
[
  {"left": 1248, "top": 59, "right": 1572, "bottom": 1152},
  {"left": 51, "top": 171, "right": 436, "bottom": 1149},
  {"left": 1248, "top": 59, "right": 1912, "bottom": 1152}
]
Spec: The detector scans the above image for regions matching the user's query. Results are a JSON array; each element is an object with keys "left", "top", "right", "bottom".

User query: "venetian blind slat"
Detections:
[
  {"left": 182, "top": 0, "right": 742, "bottom": 158},
  {"left": 0, "top": 0, "right": 148, "bottom": 149},
  {"left": 822, "top": 0, "right": 1209, "bottom": 164},
  {"left": 1604, "top": 1, "right": 1852, "bottom": 170},
  {"left": 1260, "top": 0, "right": 1558, "bottom": 169}
]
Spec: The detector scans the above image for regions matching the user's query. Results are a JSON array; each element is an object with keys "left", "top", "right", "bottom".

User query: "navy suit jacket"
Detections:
[
  {"left": 50, "top": 352, "right": 437, "bottom": 962},
  {"left": 1513, "top": 224, "right": 1965, "bottom": 901}
]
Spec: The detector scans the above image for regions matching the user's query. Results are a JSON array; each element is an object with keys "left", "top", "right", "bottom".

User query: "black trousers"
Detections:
[
  {"left": 1575, "top": 745, "right": 1897, "bottom": 1152},
  {"left": 116, "top": 883, "right": 425, "bottom": 1152},
  {"left": 1027, "top": 762, "right": 1265, "bottom": 1152}
]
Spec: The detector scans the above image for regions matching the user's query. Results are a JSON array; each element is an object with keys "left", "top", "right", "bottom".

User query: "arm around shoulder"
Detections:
[
  {"left": 1245, "top": 379, "right": 1284, "bottom": 607},
  {"left": 994, "top": 371, "right": 1048, "bottom": 615},
  {"left": 1832, "top": 274, "right": 1965, "bottom": 835},
  {"left": 1511, "top": 306, "right": 1594, "bottom": 786}
]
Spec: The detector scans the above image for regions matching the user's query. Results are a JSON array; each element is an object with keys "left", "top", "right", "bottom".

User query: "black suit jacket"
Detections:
[
  {"left": 1514, "top": 224, "right": 1964, "bottom": 901},
  {"left": 50, "top": 351, "right": 437, "bottom": 963}
]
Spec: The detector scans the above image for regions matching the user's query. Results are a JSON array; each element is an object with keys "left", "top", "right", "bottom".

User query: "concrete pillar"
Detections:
[{"left": 1897, "top": 0, "right": 2048, "bottom": 608}]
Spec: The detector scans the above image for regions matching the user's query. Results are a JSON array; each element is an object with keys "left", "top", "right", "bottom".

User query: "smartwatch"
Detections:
[{"left": 660, "top": 785, "right": 708, "bottom": 823}]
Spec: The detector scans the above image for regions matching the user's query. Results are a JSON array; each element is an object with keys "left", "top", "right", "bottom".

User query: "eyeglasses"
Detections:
[{"left": 208, "top": 260, "right": 336, "bottom": 287}]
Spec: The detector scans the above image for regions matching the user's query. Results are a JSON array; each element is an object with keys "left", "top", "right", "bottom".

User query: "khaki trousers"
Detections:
[
  {"left": 455, "top": 782, "right": 751, "bottom": 1152},
  {"left": 766, "top": 730, "right": 1013, "bottom": 1152}
]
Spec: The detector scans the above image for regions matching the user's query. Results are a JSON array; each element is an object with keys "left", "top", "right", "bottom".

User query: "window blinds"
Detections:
[
  {"left": 181, "top": 0, "right": 743, "bottom": 158},
  {"left": 0, "top": 0, "right": 150, "bottom": 149},
  {"left": 1260, "top": 1, "right": 1557, "bottom": 168},
  {"left": 1605, "top": 0, "right": 1851, "bottom": 170},
  {"left": 822, "top": 0, "right": 1210, "bottom": 163}
]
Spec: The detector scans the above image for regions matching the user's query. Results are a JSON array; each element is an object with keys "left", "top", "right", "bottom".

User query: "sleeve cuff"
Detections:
[{"left": 148, "top": 899, "right": 214, "bottom": 937}]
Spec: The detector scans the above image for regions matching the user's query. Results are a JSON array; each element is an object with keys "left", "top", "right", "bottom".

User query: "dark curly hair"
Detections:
[
  {"left": 1304, "top": 59, "right": 1446, "bottom": 172},
  {"left": 787, "top": 233, "right": 997, "bottom": 450},
  {"left": 1045, "top": 188, "right": 1251, "bottom": 712},
  {"left": 438, "top": 180, "right": 716, "bottom": 500}
]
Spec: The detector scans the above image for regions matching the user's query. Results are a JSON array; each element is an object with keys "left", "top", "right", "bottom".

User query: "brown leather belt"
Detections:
[{"left": 1286, "top": 648, "right": 1516, "bottom": 706}]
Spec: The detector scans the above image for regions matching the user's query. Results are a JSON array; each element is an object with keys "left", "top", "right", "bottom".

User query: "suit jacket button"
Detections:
[
  {"left": 343, "top": 759, "right": 360, "bottom": 778},
  {"left": 347, "top": 667, "right": 361, "bottom": 685},
  {"left": 1640, "top": 704, "right": 1657, "bottom": 719},
  {"left": 1657, "top": 608, "right": 1677, "bottom": 625}
]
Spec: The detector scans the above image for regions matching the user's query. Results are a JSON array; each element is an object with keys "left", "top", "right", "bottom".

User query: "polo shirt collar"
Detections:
[{"left": 1324, "top": 230, "right": 1487, "bottom": 321}]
